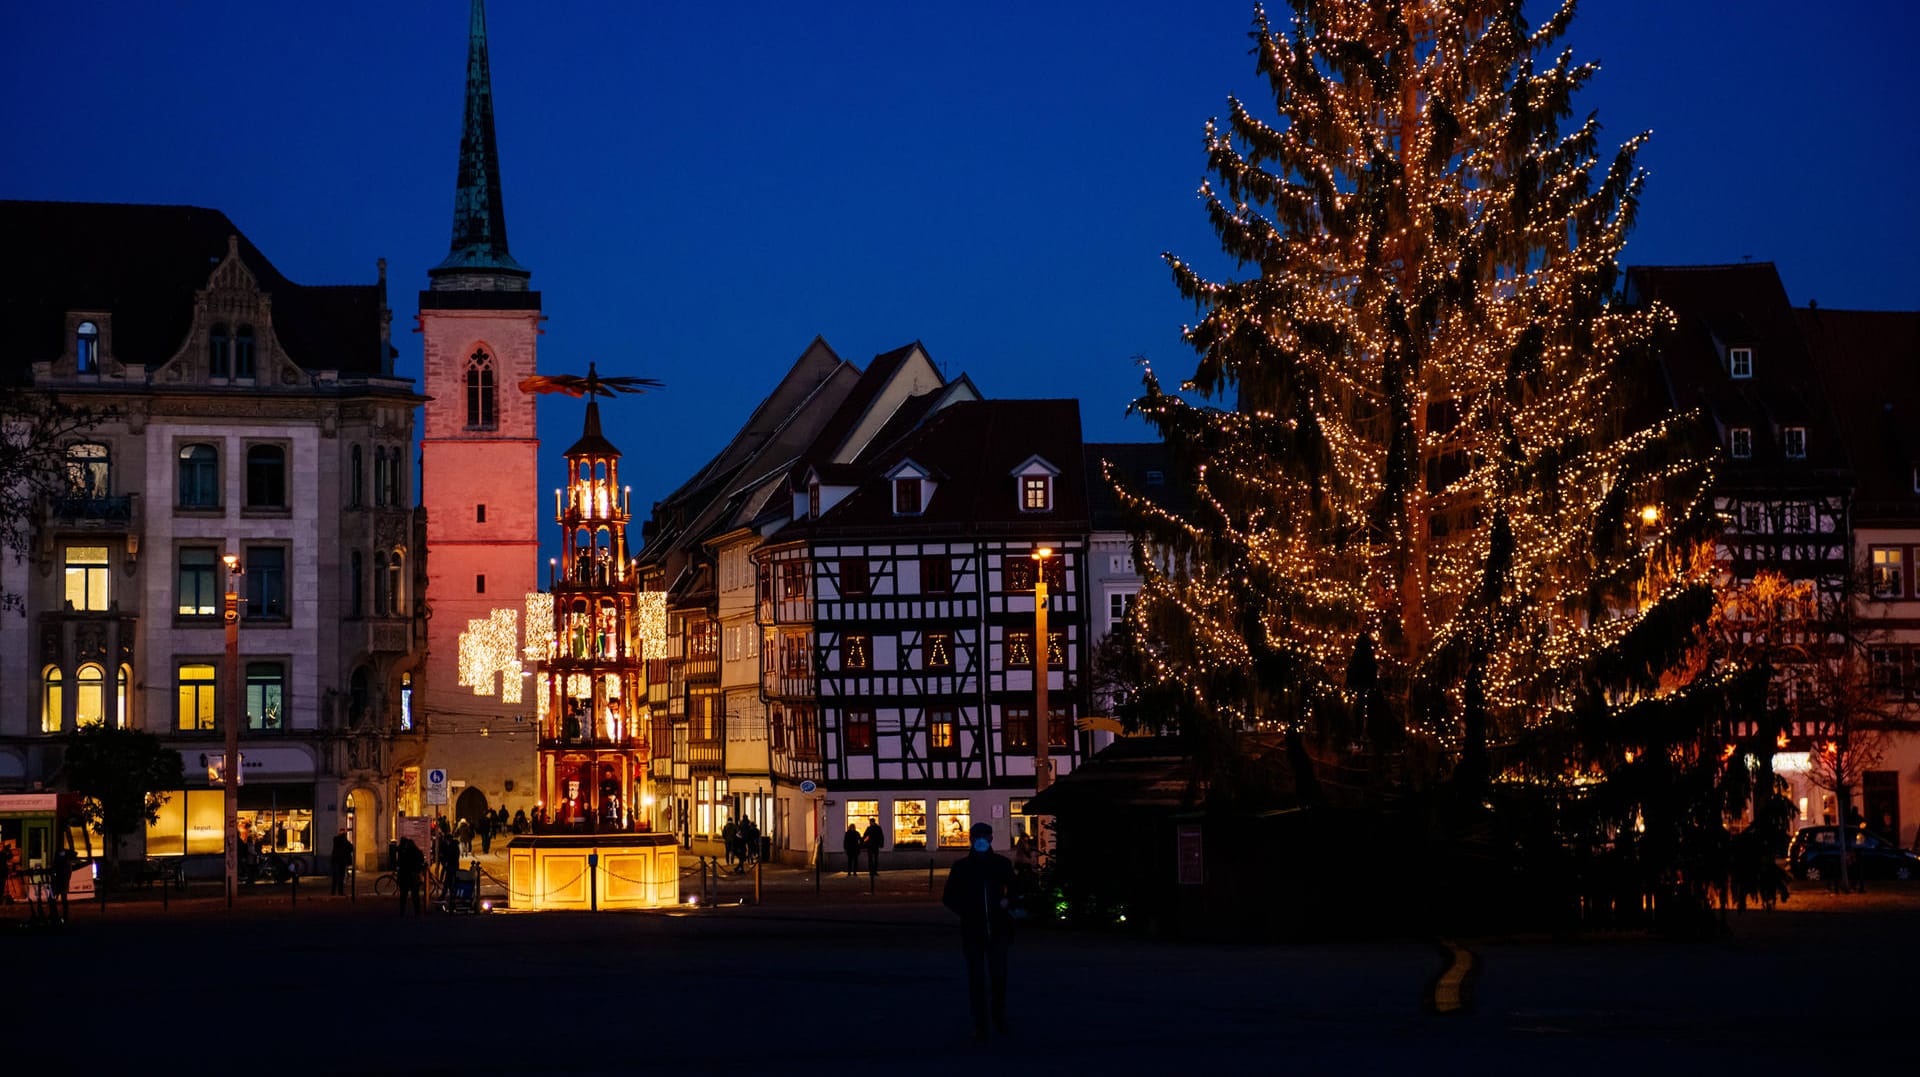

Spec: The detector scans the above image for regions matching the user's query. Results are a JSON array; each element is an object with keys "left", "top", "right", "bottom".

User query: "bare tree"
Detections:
[{"left": 0, "top": 385, "right": 110, "bottom": 610}]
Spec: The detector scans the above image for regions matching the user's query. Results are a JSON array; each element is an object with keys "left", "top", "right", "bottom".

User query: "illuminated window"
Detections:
[
  {"left": 1021, "top": 475, "right": 1051, "bottom": 511},
  {"left": 1005, "top": 631, "right": 1033, "bottom": 668},
  {"left": 780, "top": 562, "right": 808, "bottom": 600},
  {"left": 178, "top": 547, "right": 218, "bottom": 616},
  {"left": 247, "top": 661, "right": 286, "bottom": 730},
  {"left": 466, "top": 349, "right": 497, "bottom": 428},
  {"left": 387, "top": 551, "right": 405, "bottom": 615},
  {"left": 1047, "top": 707, "right": 1070, "bottom": 748},
  {"left": 844, "top": 709, "right": 874, "bottom": 753},
  {"left": 75, "top": 663, "right": 106, "bottom": 729},
  {"left": 843, "top": 634, "right": 871, "bottom": 671},
  {"left": 1730, "top": 427, "right": 1752, "bottom": 460},
  {"left": 894, "top": 477, "right": 922, "bottom": 515},
  {"left": 921, "top": 555, "right": 952, "bottom": 594},
  {"left": 63, "top": 545, "right": 109, "bottom": 611},
  {"left": 929, "top": 707, "right": 957, "bottom": 757},
  {"left": 839, "top": 558, "right": 869, "bottom": 596},
  {"left": 1729, "top": 347, "right": 1752, "bottom": 378},
  {"left": 937, "top": 799, "right": 971, "bottom": 848},
  {"left": 925, "top": 631, "right": 953, "bottom": 670},
  {"left": 117, "top": 663, "right": 131, "bottom": 728},
  {"left": 76, "top": 321, "right": 99, "bottom": 372},
  {"left": 1004, "top": 556, "right": 1036, "bottom": 592},
  {"left": 845, "top": 799, "right": 879, "bottom": 831},
  {"left": 1046, "top": 631, "right": 1066, "bottom": 667},
  {"left": 41, "top": 667, "right": 62, "bottom": 734},
  {"left": 177, "top": 662, "right": 218, "bottom": 732},
  {"left": 893, "top": 799, "right": 927, "bottom": 847},
  {"left": 1871, "top": 548, "right": 1904, "bottom": 599},
  {"left": 179, "top": 444, "right": 219, "bottom": 507},
  {"left": 66, "top": 442, "right": 110, "bottom": 498},
  {"left": 1004, "top": 705, "right": 1033, "bottom": 749}
]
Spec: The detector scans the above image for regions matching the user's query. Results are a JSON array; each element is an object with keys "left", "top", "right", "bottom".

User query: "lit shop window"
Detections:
[
  {"left": 893, "top": 799, "right": 927, "bottom": 848},
  {"left": 937, "top": 800, "right": 972, "bottom": 848}
]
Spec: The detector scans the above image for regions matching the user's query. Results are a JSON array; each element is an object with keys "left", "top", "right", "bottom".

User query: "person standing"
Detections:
[
  {"left": 721, "top": 815, "right": 740, "bottom": 871},
  {"left": 330, "top": 828, "right": 353, "bottom": 895},
  {"left": 843, "top": 824, "right": 863, "bottom": 877},
  {"left": 396, "top": 837, "right": 426, "bottom": 916},
  {"left": 740, "top": 816, "right": 761, "bottom": 872},
  {"left": 942, "top": 823, "right": 1016, "bottom": 1041},
  {"left": 862, "top": 818, "right": 885, "bottom": 875}
]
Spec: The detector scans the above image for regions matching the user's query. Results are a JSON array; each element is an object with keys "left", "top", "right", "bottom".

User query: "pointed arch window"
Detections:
[
  {"left": 349, "top": 445, "right": 364, "bottom": 508},
  {"left": 372, "top": 551, "right": 390, "bottom": 616},
  {"left": 117, "top": 663, "right": 132, "bottom": 728},
  {"left": 76, "top": 321, "right": 100, "bottom": 373},
  {"left": 466, "top": 349, "right": 497, "bottom": 429},
  {"left": 350, "top": 550, "right": 365, "bottom": 617}
]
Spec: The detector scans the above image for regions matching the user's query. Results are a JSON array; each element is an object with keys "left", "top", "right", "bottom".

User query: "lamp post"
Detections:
[
  {"left": 1031, "top": 547, "right": 1053, "bottom": 859},
  {"left": 222, "top": 553, "right": 243, "bottom": 908}
]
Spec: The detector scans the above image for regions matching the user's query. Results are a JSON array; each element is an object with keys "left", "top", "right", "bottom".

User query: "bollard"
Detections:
[{"left": 754, "top": 857, "right": 762, "bottom": 905}]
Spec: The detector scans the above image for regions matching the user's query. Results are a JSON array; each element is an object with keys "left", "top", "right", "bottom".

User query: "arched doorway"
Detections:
[
  {"left": 455, "top": 786, "right": 489, "bottom": 831},
  {"left": 347, "top": 787, "right": 378, "bottom": 873}
]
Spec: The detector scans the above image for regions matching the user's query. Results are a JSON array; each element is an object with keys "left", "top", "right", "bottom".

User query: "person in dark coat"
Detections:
[
  {"left": 942, "top": 823, "right": 1016, "bottom": 1041},
  {"left": 396, "top": 837, "right": 426, "bottom": 916},
  {"left": 862, "top": 819, "right": 884, "bottom": 875},
  {"left": 843, "top": 824, "right": 863, "bottom": 877},
  {"left": 330, "top": 828, "right": 353, "bottom": 895}
]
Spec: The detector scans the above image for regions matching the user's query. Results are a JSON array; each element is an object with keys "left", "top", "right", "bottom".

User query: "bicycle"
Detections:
[{"left": 373, "top": 862, "right": 447, "bottom": 900}]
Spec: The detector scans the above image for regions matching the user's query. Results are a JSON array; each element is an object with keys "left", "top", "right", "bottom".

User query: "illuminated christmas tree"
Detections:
[{"left": 1117, "top": 1, "right": 1783, "bottom": 917}]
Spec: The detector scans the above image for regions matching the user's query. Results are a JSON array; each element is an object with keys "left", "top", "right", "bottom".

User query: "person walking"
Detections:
[
  {"left": 480, "top": 814, "right": 494, "bottom": 856},
  {"left": 740, "top": 816, "right": 761, "bottom": 872},
  {"left": 396, "top": 837, "right": 426, "bottom": 916},
  {"left": 942, "top": 823, "right": 1016, "bottom": 1041},
  {"left": 721, "top": 815, "right": 740, "bottom": 871},
  {"left": 330, "top": 828, "right": 353, "bottom": 895},
  {"left": 843, "top": 824, "right": 863, "bottom": 877},
  {"left": 456, "top": 817, "right": 474, "bottom": 856},
  {"left": 862, "top": 818, "right": 885, "bottom": 875}
]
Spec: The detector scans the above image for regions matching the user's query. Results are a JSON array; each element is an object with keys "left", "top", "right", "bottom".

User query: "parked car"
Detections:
[{"left": 1788, "top": 826, "right": 1920, "bottom": 882}]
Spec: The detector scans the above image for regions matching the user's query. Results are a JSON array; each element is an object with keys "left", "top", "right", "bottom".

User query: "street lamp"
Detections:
[
  {"left": 222, "top": 552, "right": 243, "bottom": 908},
  {"left": 1031, "top": 546, "right": 1053, "bottom": 859}
]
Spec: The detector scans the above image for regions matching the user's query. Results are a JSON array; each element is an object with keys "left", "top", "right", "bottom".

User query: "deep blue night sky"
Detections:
[{"left": 6, "top": 1, "right": 1916, "bottom": 535}]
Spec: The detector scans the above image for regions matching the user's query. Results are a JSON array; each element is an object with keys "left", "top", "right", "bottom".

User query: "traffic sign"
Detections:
[{"left": 426, "top": 768, "right": 449, "bottom": 805}]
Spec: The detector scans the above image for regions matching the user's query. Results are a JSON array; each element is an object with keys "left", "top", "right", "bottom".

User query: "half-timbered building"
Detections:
[{"left": 758, "top": 397, "right": 1094, "bottom": 865}]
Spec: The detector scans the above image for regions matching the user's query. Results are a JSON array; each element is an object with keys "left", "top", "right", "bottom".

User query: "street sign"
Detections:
[
  {"left": 425, "top": 768, "right": 448, "bottom": 806},
  {"left": 798, "top": 780, "right": 817, "bottom": 795}
]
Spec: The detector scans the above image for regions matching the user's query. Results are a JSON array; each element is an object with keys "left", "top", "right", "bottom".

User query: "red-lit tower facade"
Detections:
[{"left": 535, "top": 386, "right": 653, "bottom": 831}]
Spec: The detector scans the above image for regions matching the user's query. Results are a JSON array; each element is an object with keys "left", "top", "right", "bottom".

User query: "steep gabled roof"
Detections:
[
  {"left": 0, "top": 200, "right": 393, "bottom": 379},
  {"left": 1626, "top": 263, "right": 1851, "bottom": 485},
  {"left": 1798, "top": 306, "right": 1920, "bottom": 520},
  {"left": 779, "top": 398, "right": 1089, "bottom": 539}
]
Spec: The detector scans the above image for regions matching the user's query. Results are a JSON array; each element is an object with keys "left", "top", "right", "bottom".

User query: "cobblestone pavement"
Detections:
[{"left": 10, "top": 877, "right": 1914, "bottom": 1074}]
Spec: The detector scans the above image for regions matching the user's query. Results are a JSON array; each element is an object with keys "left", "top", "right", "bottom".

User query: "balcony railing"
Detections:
[{"left": 49, "top": 493, "right": 137, "bottom": 527}]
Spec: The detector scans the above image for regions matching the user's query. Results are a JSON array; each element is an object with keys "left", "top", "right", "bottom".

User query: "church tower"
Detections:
[{"left": 417, "top": 0, "right": 540, "bottom": 818}]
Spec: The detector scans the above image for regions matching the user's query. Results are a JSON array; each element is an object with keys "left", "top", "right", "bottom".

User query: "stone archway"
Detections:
[
  {"left": 347, "top": 787, "right": 379, "bottom": 873},
  {"left": 455, "top": 786, "right": 489, "bottom": 830}
]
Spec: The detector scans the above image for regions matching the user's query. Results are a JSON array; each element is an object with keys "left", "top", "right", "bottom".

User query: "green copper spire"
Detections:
[{"left": 430, "top": 0, "right": 529, "bottom": 288}]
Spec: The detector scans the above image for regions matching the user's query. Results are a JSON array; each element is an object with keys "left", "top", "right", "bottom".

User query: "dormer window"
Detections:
[
  {"left": 894, "top": 477, "right": 922, "bottom": 515},
  {"left": 808, "top": 480, "right": 821, "bottom": 519},
  {"left": 1783, "top": 427, "right": 1807, "bottom": 460},
  {"left": 1022, "top": 476, "right": 1051, "bottom": 511},
  {"left": 1729, "top": 347, "right": 1753, "bottom": 379},
  {"left": 1730, "top": 427, "right": 1753, "bottom": 460},
  {"left": 76, "top": 322, "right": 99, "bottom": 373}
]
